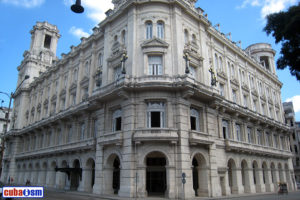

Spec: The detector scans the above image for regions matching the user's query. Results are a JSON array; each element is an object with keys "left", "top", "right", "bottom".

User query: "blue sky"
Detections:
[{"left": 0, "top": 0, "right": 299, "bottom": 120}]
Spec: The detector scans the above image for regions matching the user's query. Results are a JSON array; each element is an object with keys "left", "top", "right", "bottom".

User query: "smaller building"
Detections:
[
  {"left": 0, "top": 107, "right": 12, "bottom": 177},
  {"left": 283, "top": 102, "right": 299, "bottom": 183}
]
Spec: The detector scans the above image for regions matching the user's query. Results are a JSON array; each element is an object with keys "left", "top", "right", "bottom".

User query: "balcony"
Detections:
[
  {"left": 133, "top": 128, "right": 178, "bottom": 143},
  {"left": 98, "top": 131, "right": 123, "bottom": 146},
  {"left": 14, "top": 138, "right": 96, "bottom": 160},
  {"left": 224, "top": 139, "right": 293, "bottom": 158},
  {"left": 189, "top": 130, "right": 213, "bottom": 145}
]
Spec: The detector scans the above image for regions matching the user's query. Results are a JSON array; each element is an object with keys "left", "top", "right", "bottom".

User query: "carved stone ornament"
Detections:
[{"left": 141, "top": 37, "right": 169, "bottom": 52}]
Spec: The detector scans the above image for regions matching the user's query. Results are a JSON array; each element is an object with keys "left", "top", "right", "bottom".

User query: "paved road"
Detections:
[{"left": 30, "top": 190, "right": 300, "bottom": 200}]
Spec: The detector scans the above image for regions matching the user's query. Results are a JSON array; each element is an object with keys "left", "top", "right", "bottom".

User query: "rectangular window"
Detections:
[
  {"left": 232, "top": 90, "right": 237, "bottom": 103},
  {"left": 113, "top": 109, "right": 122, "bottom": 132},
  {"left": 274, "top": 134, "right": 278, "bottom": 148},
  {"left": 222, "top": 120, "right": 229, "bottom": 139},
  {"left": 157, "top": 22, "right": 164, "bottom": 39},
  {"left": 68, "top": 126, "right": 72, "bottom": 143},
  {"left": 236, "top": 124, "right": 241, "bottom": 141},
  {"left": 243, "top": 95, "right": 248, "bottom": 107},
  {"left": 265, "top": 132, "right": 270, "bottom": 146},
  {"left": 261, "top": 104, "right": 265, "bottom": 115},
  {"left": 80, "top": 123, "right": 85, "bottom": 140},
  {"left": 114, "top": 65, "right": 122, "bottom": 81},
  {"left": 93, "top": 119, "right": 98, "bottom": 138},
  {"left": 257, "top": 130, "right": 262, "bottom": 145},
  {"left": 247, "top": 127, "right": 252, "bottom": 143},
  {"left": 148, "top": 56, "right": 162, "bottom": 75},
  {"left": 219, "top": 84, "right": 224, "bottom": 96},
  {"left": 147, "top": 102, "right": 165, "bottom": 128},
  {"left": 146, "top": 22, "right": 153, "bottom": 39},
  {"left": 253, "top": 99, "right": 257, "bottom": 112},
  {"left": 190, "top": 108, "right": 200, "bottom": 131},
  {"left": 44, "top": 34, "right": 51, "bottom": 49}
]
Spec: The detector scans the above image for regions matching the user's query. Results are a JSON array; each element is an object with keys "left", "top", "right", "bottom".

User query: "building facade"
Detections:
[
  {"left": 1, "top": 0, "right": 296, "bottom": 198},
  {"left": 283, "top": 102, "right": 300, "bottom": 183}
]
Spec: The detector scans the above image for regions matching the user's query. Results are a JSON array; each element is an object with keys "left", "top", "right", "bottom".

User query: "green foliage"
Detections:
[{"left": 264, "top": 3, "right": 300, "bottom": 81}]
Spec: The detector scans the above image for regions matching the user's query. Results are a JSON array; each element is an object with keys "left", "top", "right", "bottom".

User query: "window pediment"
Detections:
[
  {"left": 80, "top": 76, "right": 89, "bottom": 86},
  {"left": 59, "top": 89, "right": 66, "bottom": 97},
  {"left": 241, "top": 83, "right": 249, "bottom": 92},
  {"left": 43, "top": 99, "right": 49, "bottom": 106},
  {"left": 37, "top": 103, "right": 41, "bottom": 112},
  {"left": 51, "top": 94, "right": 57, "bottom": 102},
  {"left": 230, "top": 78, "right": 239, "bottom": 87},
  {"left": 141, "top": 37, "right": 169, "bottom": 53},
  {"left": 69, "top": 82, "right": 77, "bottom": 92}
]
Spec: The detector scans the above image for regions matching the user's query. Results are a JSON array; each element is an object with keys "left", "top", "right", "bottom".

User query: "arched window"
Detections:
[
  {"left": 231, "top": 64, "right": 235, "bottom": 78},
  {"left": 184, "top": 29, "right": 189, "bottom": 44},
  {"left": 157, "top": 21, "right": 164, "bottom": 39},
  {"left": 146, "top": 21, "right": 153, "bottom": 39},
  {"left": 222, "top": 120, "right": 229, "bottom": 139},
  {"left": 73, "top": 68, "right": 78, "bottom": 82},
  {"left": 98, "top": 53, "right": 103, "bottom": 66}
]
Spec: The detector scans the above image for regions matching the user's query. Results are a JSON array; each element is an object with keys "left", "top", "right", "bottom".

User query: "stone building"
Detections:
[
  {"left": 283, "top": 102, "right": 300, "bottom": 183},
  {"left": 1, "top": 0, "right": 296, "bottom": 198}
]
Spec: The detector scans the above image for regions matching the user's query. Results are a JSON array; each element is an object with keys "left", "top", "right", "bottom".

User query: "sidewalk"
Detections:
[{"left": 45, "top": 188, "right": 297, "bottom": 200}]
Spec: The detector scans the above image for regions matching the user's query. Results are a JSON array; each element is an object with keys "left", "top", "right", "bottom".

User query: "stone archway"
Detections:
[
  {"left": 227, "top": 159, "right": 238, "bottom": 194},
  {"left": 145, "top": 151, "right": 167, "bottom": 197},
  {"left": 70, "top": 159, "right": 81, "bottom": 191},
  {"left": 192, "top": 153, "right": 208, "bottom": 197},
  {"left": 103, "top": 153, "right": 121, "bottom": 195}
]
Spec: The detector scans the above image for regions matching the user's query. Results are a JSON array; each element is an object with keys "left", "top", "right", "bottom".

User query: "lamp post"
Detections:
[{"left": 0, "top": 75, "right": 29, "bottom": 176}]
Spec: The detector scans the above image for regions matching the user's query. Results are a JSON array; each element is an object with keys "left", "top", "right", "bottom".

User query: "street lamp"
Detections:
[
  {"left": 0, "top": 75, "right": 29, "bottom": 175},
  {"left": 71, "top": 0, "right": 84, "bottom": 13}
]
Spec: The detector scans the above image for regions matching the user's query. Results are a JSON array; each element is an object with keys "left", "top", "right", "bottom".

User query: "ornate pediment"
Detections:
[
  {"left": 69, "top": 82, "right": 77, "bottom": 92},
  {"left": 251, "top": 89, "right": 258, "bottom": 97},
  {"left": 230, "top": 78, "right": 239, "bottom": 87},
  {"left": 51, "top": 94, "right": 57, "bottom": 102},
  {"left": 260, "top": 94, "right": 266, "bottom": 101},
  {"left": 43, "top": 99, "right": 49, "bottom": 106},
  {"left": 37, "top": 103, "right": 41, "bottom": 113},
  {"left": 217, "top": 71, "right": 228, "bottom": 80},
  {"left": 241, "top": 83, "right": 249, "bottom": 92},
  {"left": 80, "top": 76, "right": 89, "bottom": 86},
  {"left": 60, "top": 89, "right": 66, "bottom": 97},
  {"left": 268, "top": 98, "right": 273, "bottom": 105},
  {"left": 141, "top": 37, "right": 169, "bottom": 50}
]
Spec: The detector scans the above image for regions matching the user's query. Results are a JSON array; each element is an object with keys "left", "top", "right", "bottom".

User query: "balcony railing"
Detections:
[
  {"left": 98, "top": 131, "right": 123, "bottom": 146},
  {"left": 133, "top": 128, "right": 179, "bottom": 143},
  {"left": 189, "top": 130, "right": 213, "bottom": 145},
  {"left": 14, "top": 138, "right": 95, "bottom": 160},
  {"left": 225, "top": 139, "right": 293, "bottom": 158}
]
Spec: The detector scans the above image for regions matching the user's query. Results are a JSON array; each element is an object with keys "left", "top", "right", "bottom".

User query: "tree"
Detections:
[{"left": 263, "top": 3, "right": 300, "bottom": 81}]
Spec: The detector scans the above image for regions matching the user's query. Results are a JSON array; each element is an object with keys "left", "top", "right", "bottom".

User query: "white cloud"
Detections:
[
  {"left": 65, "top": 0, "right": 113, "bottom": 23},
  {"left": 237, "top": 0, "right": 298, "bottom": 18},
  {"left": 285, "top": 95, "right": 300, "bottom": 113},
  {"left": 69, "top": 26, "right": 90, "bottom": 38},
  {"left": 1, "top": 0, "right": 45, "bottom": 8}
]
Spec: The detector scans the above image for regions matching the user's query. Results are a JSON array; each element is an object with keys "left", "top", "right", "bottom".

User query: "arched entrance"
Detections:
[
  {"left": 192, "top": 154, "right": 208, "bottom": 197},
  {"left": 113, "top": 157, "right": 120, "bottom": 194},
  {"left": 103, "top": 154, "right": 121, "bottom": 195},
  {"left": 145, "top": 152, "right": 167, "bottom": 196},
  {"left": 70, "top": 159, "right": 81, "bottom": 191},
  {"left": 227, "top": 159, "right": 237, "bottom": 194}
]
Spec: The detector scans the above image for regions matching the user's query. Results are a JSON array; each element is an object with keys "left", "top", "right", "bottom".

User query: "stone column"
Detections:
[
  {"left": 246, "top": 168, "right": 256, "bottom": 193},
  {"left": 197, "top": 166, "right": 209, "bottom": 197},
  {"left": 136, "top": 166, "right": 146, "bottom": 197},
  {"left": 255, "top": 168, "right": 265, "bottom": 193},
  {"left": 166, "top": 166, "right": 176, "bottom": 199},
  {"left": 78, "top": 168, "right": 93, "bottom": 192},
  {"left": 102, "top": 167, "right": 114, "bottom": 195},
  {"left": 45, "top": 169, "right": 56, "bottom": 188},
  {"left": 208, "top": 144, "right": 221, "bottom": 197},
  {"left": 93, "top": 145, "right": 104, "bottom": 194},
  {"left": 265, "top": 168, "right": 273, "bottom": 192},
  {"left": 233, "top": 168, "right": 244, "bottom": 194}
]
